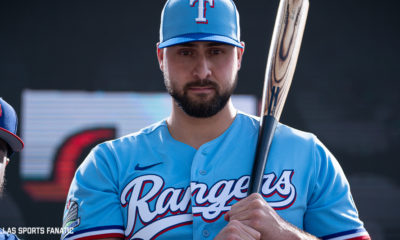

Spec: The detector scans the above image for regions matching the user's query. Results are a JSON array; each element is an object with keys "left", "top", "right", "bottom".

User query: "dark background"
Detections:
[{"left": 1, "top": 0, "right": 399, "bottom": 239}]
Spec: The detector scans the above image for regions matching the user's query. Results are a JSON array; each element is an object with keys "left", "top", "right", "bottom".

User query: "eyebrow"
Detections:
[{"left": 206, "top": 42, "right": 225, "bottom": 47}]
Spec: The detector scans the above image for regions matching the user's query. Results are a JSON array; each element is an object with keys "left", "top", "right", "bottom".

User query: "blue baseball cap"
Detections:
[
  {"left": 0, "top": 98, "right": 24, "bottom": 157},
  {"left": 159, "top": 0, "right": 243, "bottom": 49}
]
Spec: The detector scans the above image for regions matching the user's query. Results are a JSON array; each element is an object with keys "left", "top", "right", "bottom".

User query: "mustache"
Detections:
[{"left": 184, "top": 79, "right": 218, "bottom": 90}]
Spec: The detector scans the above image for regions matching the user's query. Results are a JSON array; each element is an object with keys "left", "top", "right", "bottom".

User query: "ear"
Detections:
[
  {"left": 237, "top": 41, "right": 245, "bottom": 70},
  {"left": 156, "top": 42, "right": 164, "bottom": 71}
]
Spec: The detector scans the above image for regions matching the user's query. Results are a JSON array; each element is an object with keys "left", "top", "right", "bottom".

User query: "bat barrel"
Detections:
[
  {"left": 248, "top": 115, "right": 278, "bottom": 194},
  {"left": 248, "top": 0, "right": 309, "bottom": 196}
]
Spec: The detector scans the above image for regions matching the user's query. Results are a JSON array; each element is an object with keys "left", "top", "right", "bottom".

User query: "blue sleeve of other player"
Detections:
[
  {"left": 0, "top": 229, "right": 20, "bottom": 240},
  {"left": 61, "top": 143, "right": 124, "bottom": 240},
  {"left": 304, "top": 138, "right": 370, "bottom": 240}
]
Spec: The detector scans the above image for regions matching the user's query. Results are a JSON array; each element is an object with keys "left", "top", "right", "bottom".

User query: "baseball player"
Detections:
[
  {"left": 62, "top": 0, "right": 370, "bottom": 239},
  {"left": 0, "top": 98, "right": 24, "bottom": 240}
]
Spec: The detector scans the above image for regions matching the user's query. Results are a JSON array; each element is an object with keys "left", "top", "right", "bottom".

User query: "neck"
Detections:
[{"left": 167, "top": 99, "right": 237, "bottom": 149}]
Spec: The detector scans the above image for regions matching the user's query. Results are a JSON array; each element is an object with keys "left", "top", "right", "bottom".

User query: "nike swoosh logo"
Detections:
[{"left": 135, "top": 162, "right": 163, "bottom": 171}]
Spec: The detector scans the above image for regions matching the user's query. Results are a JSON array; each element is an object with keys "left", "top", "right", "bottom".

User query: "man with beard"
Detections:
[
  {"left": 62, "top": 0, "right": 370, "bottom": 240},
  {"left": 0, "top": 98, "right": 24, "bottom": 240}
]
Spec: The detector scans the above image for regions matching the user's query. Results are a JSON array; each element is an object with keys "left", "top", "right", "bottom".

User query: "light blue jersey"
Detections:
[
  {"left": 62, "top": 112, "right": 369, "bottom": 240},
  {"left": 0, "top": 229, "right": 19, "bottom": 240}
]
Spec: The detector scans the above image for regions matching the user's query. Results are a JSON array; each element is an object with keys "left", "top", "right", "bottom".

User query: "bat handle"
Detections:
[{"left": 248, "top": 115, "right": 278, "bottom": 195}]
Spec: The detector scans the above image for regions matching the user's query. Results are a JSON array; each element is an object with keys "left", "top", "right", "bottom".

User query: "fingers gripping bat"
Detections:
[{"left": 248, "top": 0, "right": 309, "bottom": 195}]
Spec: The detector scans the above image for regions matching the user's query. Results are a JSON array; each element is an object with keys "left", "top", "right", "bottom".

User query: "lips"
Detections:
[
  {"left": 185, "top": 79, "right": 218, "bottom": 92},
  {"left": 187, "top": 85, "right": 216, "bottom": 95},
  {"left": 189, "top": 86, "right": 214, "bottom": 90}
]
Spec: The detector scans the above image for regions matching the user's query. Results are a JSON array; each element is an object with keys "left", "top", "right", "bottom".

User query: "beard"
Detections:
[{"left": 165, "top": 76, "right": 237, "bottom": 118}]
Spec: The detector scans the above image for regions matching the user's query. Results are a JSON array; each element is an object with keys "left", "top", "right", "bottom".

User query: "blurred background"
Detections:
[{"left": 0, "top": 0, "right": 399, "bottom": 239}]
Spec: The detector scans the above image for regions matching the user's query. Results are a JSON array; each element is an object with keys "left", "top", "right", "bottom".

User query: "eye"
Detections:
[
  {"left": 209, "top": 49, "right": 223, "bottom": 55},
  {"left": 178, "top": 49, "right": 193, "bottom": 56}
]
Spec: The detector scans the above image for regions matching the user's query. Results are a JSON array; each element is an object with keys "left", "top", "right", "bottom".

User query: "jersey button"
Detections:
[
  {"left": 199, "top": 170, "right": 207, "bottom": 175},
  {"left": 202, "top": 149, "right": 208, "bottom": 155},
  {"left": 202, "top": 229, "right": 210, "bottom": 238}
]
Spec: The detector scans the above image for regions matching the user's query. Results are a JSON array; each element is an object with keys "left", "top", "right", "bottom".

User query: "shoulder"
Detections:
[
  {"left": 274, "top": 124, "right": 345, "bottom": 188},
  {"left": 76, "top": 120, "right": 168, "bottom": 174},
  {"left": 96, "top": 119, "right": 167, "bottom": 153},
  {"left": 275, "top": 122, "right": 317, "bottom": 145},
  {"left": 236, "top": 111, "right": 315, "bottom": 137},
  {"left": 235, "top": 111, "right": 260, "bottom": 130},
  {"left": 112, "top": 119, "right": 167, "bottom": 143},
  {"left": 277, "top": 124, "right": 335, "bottom": 162},
  {"left": 274, "top": 123, "right": 333, "bottom": 167},
  {"left": 235, "top": 111, "right": 320, "bottom": 147},
  {"left": 0, "top": 230, "right": 20, "bottom": 240}
]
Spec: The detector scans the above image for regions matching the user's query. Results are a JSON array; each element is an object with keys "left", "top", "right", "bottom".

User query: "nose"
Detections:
[{"left": 192, "top": 55, "right": 212, "bottom": 80}]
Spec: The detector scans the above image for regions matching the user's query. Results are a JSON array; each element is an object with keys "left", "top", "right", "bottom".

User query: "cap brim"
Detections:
[
  {"left": 159, "top": 33, "right": 243, "bottom": 49},
  {"left": 0, "top": 128, "right": 24, "bottom": 154}
]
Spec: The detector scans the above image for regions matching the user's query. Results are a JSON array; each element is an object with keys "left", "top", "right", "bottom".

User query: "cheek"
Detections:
[
  {"left": 164, "top": 51, "right": 193, "bottom": 73},
  {"left": 164, "top": 63, "right": 192, "bottom": 88},
  {"left": 0, "top": 164, "right": 5, "bottom": 180},
  {"left": 216, "top": 58, "right": 238, "bottom": 83}
]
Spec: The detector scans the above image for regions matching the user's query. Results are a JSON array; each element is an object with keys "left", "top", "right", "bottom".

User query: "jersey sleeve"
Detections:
[
  {"left": 0, "top": 229, "right": 20, "bottom": 240},
  {"left": 61, "top": 143, "right": 125, "bottom": 240},
  {"left": 304, "top": 137, "right": 370, "bottom": 240}
]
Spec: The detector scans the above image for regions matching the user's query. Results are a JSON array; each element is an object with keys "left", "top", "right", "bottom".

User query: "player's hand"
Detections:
[
  {"left": 214, "top": 219, "right": 261, "bottom": 240},
  {"left": 225, "top": 193, "right": 318, "bottom": 240}
]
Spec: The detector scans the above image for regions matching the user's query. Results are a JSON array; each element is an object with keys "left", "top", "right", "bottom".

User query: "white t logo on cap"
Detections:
[{"left": 190, "top": 0, "right": 214, "bottom": 24}]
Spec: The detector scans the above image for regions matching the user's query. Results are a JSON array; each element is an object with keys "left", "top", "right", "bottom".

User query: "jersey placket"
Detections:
[{"left": 190, "top": 142, "right": 218, "bottom": 240}]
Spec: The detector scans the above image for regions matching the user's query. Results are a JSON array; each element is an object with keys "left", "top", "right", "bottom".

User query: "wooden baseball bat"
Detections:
[{"left": 248, "top": 0, "right": 309, "bottom": 195}]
